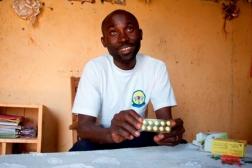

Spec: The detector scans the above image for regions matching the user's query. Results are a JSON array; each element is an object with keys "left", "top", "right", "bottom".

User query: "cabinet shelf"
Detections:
[
  {"left": 0, "top": 104, "right": 44, "bottom": 155},
  {"left": 0, "top": 138, "right": 39, "bottom": 143}
]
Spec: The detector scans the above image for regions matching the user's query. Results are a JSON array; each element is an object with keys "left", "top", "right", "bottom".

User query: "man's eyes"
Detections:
[
  {"left": 108, "top": 26, "right": 135, "bottom": 36},
  {"left": 109, "top": 30, "right": 118, "bottom": 36},
  {"left": 126, "top": 26, "right": 134, "bottom": 32}
]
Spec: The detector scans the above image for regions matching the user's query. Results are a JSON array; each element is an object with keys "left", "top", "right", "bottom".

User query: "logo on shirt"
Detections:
[{"left": 132, "top": 90, "right": 146, "bottom": 107}]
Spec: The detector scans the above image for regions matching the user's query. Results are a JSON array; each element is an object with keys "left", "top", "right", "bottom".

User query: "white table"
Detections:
[{"left": 0, "top": 144, "right": 251, "bottom": 168}]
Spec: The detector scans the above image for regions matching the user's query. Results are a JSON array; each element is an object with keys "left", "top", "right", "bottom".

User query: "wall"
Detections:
[{"left": 0, "top": 0, "right": 251, "bottom": 152}]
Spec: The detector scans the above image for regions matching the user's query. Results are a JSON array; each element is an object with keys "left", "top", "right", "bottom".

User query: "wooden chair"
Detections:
[{"left": 69, "top": 76, "right": 80, "bottom": 144}]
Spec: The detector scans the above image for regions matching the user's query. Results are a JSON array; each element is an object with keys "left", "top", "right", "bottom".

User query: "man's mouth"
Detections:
[{"left": 119, "top": 46, "right": 133, "bottom": 55}]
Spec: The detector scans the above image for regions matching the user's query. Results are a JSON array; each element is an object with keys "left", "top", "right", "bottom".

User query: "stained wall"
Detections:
[{"left": 0, "top": 0, "right": 251, "bottom": 151}]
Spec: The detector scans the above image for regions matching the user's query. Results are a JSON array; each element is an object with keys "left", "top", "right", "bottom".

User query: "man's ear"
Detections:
[
  {"left": 139, "top": 29, "right": 143, "bottom": 40},
  {"left": 101, "top": 37, "right": 107, "bottom": 47}
]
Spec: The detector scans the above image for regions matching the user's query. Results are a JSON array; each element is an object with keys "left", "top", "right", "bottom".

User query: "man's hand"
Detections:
[
  {"left": 154, "top": 118, "right": 185, "bottom": 146},
  {"left": 110, "top": 109, "right": 143, "bottom": 143}
]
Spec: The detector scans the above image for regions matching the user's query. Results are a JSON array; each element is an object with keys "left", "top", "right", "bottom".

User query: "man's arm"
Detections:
[
  {"left": 77, "top": 109, "right": 143, "bottom": 144},
  {"left": 154, "top": 107, "right": 185, "bottom": 146},
  {"left": 77, "top": 114, "right": 113, "bottom": 144}
]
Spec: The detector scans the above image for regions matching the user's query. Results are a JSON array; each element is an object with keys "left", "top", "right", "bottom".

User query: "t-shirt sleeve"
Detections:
[
  {"left": 151, "top": 62, "right": 177, "bottom": 111},
  {"left": 72, "top": 62, "right": 101, "bottom": 117}
]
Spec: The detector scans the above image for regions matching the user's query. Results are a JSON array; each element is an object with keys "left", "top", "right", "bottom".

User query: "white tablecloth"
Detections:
[{"left": 0, "top": 144, "right": 251, "bottom": 168}]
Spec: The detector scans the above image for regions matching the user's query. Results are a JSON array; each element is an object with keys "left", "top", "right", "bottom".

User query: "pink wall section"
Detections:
[{"left": 0, "top": 0, "right": 251, "bottom": 152}]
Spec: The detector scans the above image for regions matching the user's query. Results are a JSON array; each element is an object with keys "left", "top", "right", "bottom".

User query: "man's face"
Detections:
[{"left": 101, "top": 12, "right": 142, "bottom": 66}]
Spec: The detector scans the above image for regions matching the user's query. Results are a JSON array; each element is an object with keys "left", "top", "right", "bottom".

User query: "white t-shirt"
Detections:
[{"left": 72, "top": 53, "right": 176, "bottom": 128}]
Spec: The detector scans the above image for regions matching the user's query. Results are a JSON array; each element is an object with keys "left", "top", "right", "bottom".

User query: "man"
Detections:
[{"left": 70, "top": 9, "right": 185, "bottom": 151}]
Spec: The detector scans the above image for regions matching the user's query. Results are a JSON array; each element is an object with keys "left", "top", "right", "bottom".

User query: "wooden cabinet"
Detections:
[{"left": 0, "top": 104, "right": 43, "bottom": 155}]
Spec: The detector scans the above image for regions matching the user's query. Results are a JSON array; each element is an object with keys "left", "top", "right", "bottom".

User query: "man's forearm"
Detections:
[
  {"left": 155, "top": 106, "right": 172, "bottom": 120},
  {"left": 77, "top": 124, "right": 114, "bottom": 144}
]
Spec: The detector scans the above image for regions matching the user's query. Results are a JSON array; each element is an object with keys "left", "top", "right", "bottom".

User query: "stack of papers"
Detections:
[{"left": 0, "top": 114, "right": 23, "bottom": 138}]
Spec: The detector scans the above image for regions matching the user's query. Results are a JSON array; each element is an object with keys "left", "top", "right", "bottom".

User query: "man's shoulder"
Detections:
[
  {"left": 87, "top": 54, "right": 110, "bottom": 64},
  {"left": 138, "top": 53, "right": 166, "bottom": 67},
  {"left": 84, "top": 54, "right": 111, "bottom": 69}
]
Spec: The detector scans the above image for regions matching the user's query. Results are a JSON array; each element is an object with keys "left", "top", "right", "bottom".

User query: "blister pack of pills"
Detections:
[{"left": 141, "top": 119, "right": 172, "bottom": 133}]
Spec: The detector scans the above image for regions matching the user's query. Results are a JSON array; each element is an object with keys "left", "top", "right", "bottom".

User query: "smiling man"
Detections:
[
  {"left": 70, "top": 9, "right": 185, "bottom": 151},
  {"left": 101, "top": 10, "right": 142, "bottom": 70}
]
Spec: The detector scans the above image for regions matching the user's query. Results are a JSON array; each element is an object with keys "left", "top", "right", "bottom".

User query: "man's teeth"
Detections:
[{"left": 121, "top": 47, "right": 131, "bottom": 51}]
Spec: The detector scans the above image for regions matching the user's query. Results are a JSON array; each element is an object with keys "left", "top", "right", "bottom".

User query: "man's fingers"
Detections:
[
  {"left": 111, "top": 132, "right": 130, "bottom": 143},
  {"left": 154, "top": 134, "right": 164, "bottom": 142},
  {"left": 117, "top": 121, "right": 140, "bottom": 137},
  {"left": 112, "top": 127, "right": 134, "bottom": 141},
  {"left": 116, "top": 110, "right": 143, "bottom": 129},
  {"left": 129, "top": 110, "right": 143, "bottom": 121},
  {"left": 154, "top": 133, "right": 183, "bottom": 145},
  {"left": 170, "top": 118, "right": 183, "bottom": 128},
  {"left": 170, "top": 125, "right": 185, "bottom": 136},
  {"left": 110, "top": 110, "right": 144, "bottom": 143},
  {"left": 153, "top": 118, "right": 185, "bottom": 146},
  {"left": 124, "top": 111, "right": 142, "bottom": 130}
]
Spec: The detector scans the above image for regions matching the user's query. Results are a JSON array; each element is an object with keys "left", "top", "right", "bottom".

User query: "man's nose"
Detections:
[{"left": 119, "top": 31, "right": 129, "bottom": 42}]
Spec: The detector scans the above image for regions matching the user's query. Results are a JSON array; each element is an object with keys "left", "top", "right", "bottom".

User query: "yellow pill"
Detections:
[
  {"left": 143, "top": 120, "right": 147, "bottom": 125},
  {"left": 141, "top": 125, "right": 146, "bottom": 131},
  {"left": 147, "top": 126, "right": 152, "bottom": 131},
  {"left": 154, "top": 121, "right": 159, "bottom": 126},
  {"left": 148, "top": 120, "right": 153, "bottom": 125},
  {"left": 159, "top": 127, "right": 164, "bottom": 132},
  {"left": 153, "top": 126, "right": 158, "bottom": 131},
  {"left": 165, "top": 127, "right": 170, "bottom": 132},
  {"left": 166, "top": 121, "right": 171, "bottom": 126},
  {"left": 160, "top": 121, "right": 165, "bottom": 126}
]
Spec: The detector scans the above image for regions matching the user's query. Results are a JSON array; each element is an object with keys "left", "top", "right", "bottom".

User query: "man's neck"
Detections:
[{"left": 113, "top": 59, "right": 136, "bottom": 70}]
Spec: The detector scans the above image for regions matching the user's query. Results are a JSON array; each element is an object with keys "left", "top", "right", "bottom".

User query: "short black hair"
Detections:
[{"left": 101, "top": 9, "right": 139, "bottom": 35}]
